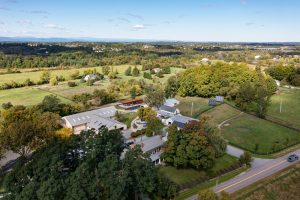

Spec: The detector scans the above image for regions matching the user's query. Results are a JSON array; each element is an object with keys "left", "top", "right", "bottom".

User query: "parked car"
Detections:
[{"left": 287, "top": 154, "right": 299, "bottom": 162}]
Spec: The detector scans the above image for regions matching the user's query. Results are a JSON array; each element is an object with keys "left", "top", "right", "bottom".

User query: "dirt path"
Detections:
[{"left": 217, "top": 112, "right": 244, "bottom": 130}]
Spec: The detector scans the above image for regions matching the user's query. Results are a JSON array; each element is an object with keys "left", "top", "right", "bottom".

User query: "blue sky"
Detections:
[{"left": 0, "top": 0, "right": 299, "bottom": 42}]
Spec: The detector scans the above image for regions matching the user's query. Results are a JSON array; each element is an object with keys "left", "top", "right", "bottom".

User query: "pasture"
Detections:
[{"left": 267, "top": 88, "right": 300, "bottom": 130}]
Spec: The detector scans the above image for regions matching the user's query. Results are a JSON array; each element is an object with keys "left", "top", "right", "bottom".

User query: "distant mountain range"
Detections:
[
  {"left": 0, "top": 36, "right": 159, "bottom": 43},
  {"left": 0, "top": 36, "right": 299, "bottom": 45}
]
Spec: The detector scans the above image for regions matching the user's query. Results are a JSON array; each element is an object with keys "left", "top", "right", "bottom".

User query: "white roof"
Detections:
[{"left": 164, "top": 98, "right": 179, "bottom": 106}]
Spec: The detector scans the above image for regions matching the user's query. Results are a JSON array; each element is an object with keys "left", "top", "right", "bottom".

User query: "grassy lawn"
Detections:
[
  {"left": 0, "top": 86, "right": 72, "bottom": 106},
  {"left": 221, "top": 113, "right": 300, "bottom": 154},
  {"left": 175, "top": 96, "right": 213, "bottom": 118},
  {"left": 175, "top": 167, "right": 247, "bottom": 200},
  {"left": 116, "top": 112, "right": 138, "bottom": 128},
  {"left": 159, "top": 154, "right": 238, "bottom": 185},
  {"left": 208, "top": 154, "right": 238, "bottom": 175},
  {"left": 0, "top": 66, "right": 184, "bottom": 106},
  {"left": 267, "top": 88, "right": 300, "bottom": 130},
  {"left": 202, "top": 104, "right": 241, "bottom": 126},
  {"left": 233, "top": 164, "right": 300, "bottom": 200}
]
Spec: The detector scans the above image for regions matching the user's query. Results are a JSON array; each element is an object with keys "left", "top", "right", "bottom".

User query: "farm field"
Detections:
[
  {"left": 234, "top": 164, "right": 300, "bottom": 200},
  {"left": 267, "top": 88, "right": 300, "bottom": 130},
  {"left": 158, "top": 154, "right": 237, "bottom": 185},
  {"left": 0, "top": 66, "right": 184, "bottom": 106},
  {"left": 175, "top": 96, "right": 213, "bottom": 118},
  {"left": 0, "top": 86, "right": 72, "bottom": 106},
  {"left": 221, "top": 112, "right": 300, "bottom": 154}
]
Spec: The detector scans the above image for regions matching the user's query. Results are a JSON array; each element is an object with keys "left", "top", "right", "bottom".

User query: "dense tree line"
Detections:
[
  {"left": 266, "top": 64, "right": 300, "bottom": 86},
  {"left": 163, "top": 118, "right": 227, "bottom": 169},
  {"left": 2, "top": 127, "right": 177, "bottom": 199}
]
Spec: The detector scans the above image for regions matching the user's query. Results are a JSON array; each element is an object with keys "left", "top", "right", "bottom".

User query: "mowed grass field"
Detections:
[
  {"left": 202, "top": 104, "right": 241, "bottom": 126},
  {"left": 202, "top": 104, "right": 300, "bottom": 154},
  {"left": 267, "top": 88, "right": 300, "bottom": 130},
  {"left": 175, "top": 96, "right": 213, "bottom": 118},
  {"left": 0, "top": 86, "right": 72, "bottom": 106},
  {"left": 0, "top": 66, "right": 184, "bottom": 106},
  {"left": 158, "top": 154, "right": 237, "bottom": 185}
]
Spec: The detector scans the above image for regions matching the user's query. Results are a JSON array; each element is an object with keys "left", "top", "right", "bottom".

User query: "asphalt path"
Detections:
[{"left": 186, "top": 149, "right": 300, "bottom": 200}]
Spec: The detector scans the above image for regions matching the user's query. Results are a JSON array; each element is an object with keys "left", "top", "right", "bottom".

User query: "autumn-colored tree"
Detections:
[
  {"left": 0, "top": 106, "right": 60, "bottom": 157},
  {"left": 137, "top": 107, "right": 156, "bottom": 121}
]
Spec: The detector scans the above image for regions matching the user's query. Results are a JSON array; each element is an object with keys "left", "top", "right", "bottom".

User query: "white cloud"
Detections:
[
  {"left": 132, "top": 24, "right": 145, "bottom": 30},
  {"left": 43, "top": 23, "right": 65, "bottom": 30}
]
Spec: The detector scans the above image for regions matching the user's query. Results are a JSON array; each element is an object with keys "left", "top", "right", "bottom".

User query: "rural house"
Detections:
[{"left": 166, "top": 114, "right": 198, "bottom": 129}]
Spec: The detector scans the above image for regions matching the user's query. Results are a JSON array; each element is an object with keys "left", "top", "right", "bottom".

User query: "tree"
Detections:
[
  {"left": 2, "top": 102, "right": 13, "bottom": 109},
  {"left": 145, "top": 116, "right": 164, "bottom": 137},
  {"left": 102, "top": 65, "right": 110, "bottom": 75},
  {"left": 145, "top": 86, "right": 165, "bottom": 109},
  {"left": 69, "top": 70, "right": 80, "bottom": 80},
  {"left": 55, "top": 128, "right": 72, "bottom": 140},
  {"left": 2, "top": 127, "right": 177, "bottom": 199},
  {"left": 130, "top": 86, "right": 137, "bottom": 99},
  {"left": 165, "top": 75, "right": 179, "bottom": 98},
  {"left": 198, "top": 189, "right": 219, "bottom": 200},
  {"left": 125, "top": 66, "right": 132, "bottom": 76},
  {"left": 132, "top": 66, "right": 140, "bottom": 77},
  {"left": 40, "top": 71, "right": 51, "bottom": 84},
  {"left": 0, "top": 106, "right": 60, "bottom": 157},
  {"left": 143, "top": 72, "right": 152, "bottom": 79},
  {"left": 239, "top": 151, "right": 253, "bottom": 166},
  {"left": 163, "top": 120, "right": 216, "bottom": 169},
  {"left": 162, "top": 66, "right": 171, "bottom": 74},
  {"left": 137, "top": 107, "right": 156, "bottom": 121},
  {"left": 38, "top": 95, "right": 61, "bottom": 114},
  {"left": 50, "top": 76, "right": 58, "bottom": 86}
]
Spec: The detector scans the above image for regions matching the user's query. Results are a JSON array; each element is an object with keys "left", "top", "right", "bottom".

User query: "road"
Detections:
[{"left": 186, "top": 149, "right": 300, "bottom": 200}]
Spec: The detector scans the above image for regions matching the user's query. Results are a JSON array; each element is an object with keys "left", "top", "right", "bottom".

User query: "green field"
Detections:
[
  {"left": 221, "top": 113, "right": 300, "bottom": 153},
  {"left": 159, "top": 154, "right": 237, "bottom": 185},
  {"left": 202, "top": 104, "right": 241, "bottom": 126},
  {"left": 267, "top": 88, "right": 300, "bottom": 130},
  {"left": 175, "top": 96, "right": 213, "bottom": 118},
  {"left": 0, "top": 66, "right": 184, "bottom": 106},
  {"left": 0, "top": 86, "right": 72, "bottom": 106}
]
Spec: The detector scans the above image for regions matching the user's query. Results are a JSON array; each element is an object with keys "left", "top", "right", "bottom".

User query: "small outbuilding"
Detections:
[
  {"left": 208, "top": 99, "right": 217, "bottom": 106},
  {"left": 84, "top": 74, "right": 98, "bottom": 81},
  {"left": 215, "top": 96, "right": 224, "bottom": 102}
]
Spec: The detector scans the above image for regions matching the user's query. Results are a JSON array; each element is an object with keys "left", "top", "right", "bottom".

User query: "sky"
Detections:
[{"left": 0, "top": 0, "right": 299, "bottom": 42}]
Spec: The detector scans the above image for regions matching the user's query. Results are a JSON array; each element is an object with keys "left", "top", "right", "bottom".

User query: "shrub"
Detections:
[{"left": 67, "top": 81, "right": 77, "bottom": 87}]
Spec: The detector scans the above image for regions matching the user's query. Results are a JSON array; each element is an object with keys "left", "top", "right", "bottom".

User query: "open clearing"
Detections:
[
  {"left": 175, "top": 96, "right": 213, "bottom": 119},
  {"left": 267, "top": 88, "right": 300, "bottom": 130},
  {"left": 202, "top": 104, "right": 300, "bottom": 154},
  {"left": 158, "top": 154, "right": 237, "bottom": 185},
  {"left": 0, "top": 86, "right": 72, "bottom": 106}
]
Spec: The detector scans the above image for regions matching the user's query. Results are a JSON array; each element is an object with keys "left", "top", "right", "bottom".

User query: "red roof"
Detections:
[{"left": 119, "top": 98, "right": 143, "bottom": 104}]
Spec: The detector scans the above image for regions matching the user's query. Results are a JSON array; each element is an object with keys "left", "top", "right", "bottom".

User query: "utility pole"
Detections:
[{"left": 280, "top": 98, "right": 282, "bottom": 113}]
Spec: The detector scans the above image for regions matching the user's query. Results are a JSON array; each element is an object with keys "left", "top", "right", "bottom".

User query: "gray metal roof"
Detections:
[
  {"left": 62, "top": 106, "right": 117, "bottom": 127},
  {"left": 88, "top": 116, "right": 123, "bottom": 130},
  {"left": 159, "top": 105, "right": 177, "bottom": 113},
  {"left": 171, "top": 114, "right": 198, "bottom": 124},
  {"left": 136, "top": 135, "right": 164, "bottom": 153}
]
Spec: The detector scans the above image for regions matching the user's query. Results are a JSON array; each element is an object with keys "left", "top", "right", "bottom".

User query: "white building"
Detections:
[
  {"left": 164, "top": 98, "right": 180, "bottom": 107},
  {"left": 202, "top": 58, "right": 209, "bottom": 62},
  {"left": 166, "top": 114, "right": 198, "bottom": 129},
  {"left": 62, "top": 106, "right": 127, "bottom": 134},
  {"left": 157, "top": 105, "right": 180, "bottom": 124},
  {"left": 84, "top": 74, "right": 98, "bottom": 82}
]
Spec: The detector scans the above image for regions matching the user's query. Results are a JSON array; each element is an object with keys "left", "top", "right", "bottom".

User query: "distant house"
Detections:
[
  {"left": 153, "top": 68, "right": 162, "bottom": 74},
  {"left": 208, "top": 99, "right": 217, "bottom": 106},
  {"left": 164, "top": 98, "right": 180, "bottom": 107},
  {"left": 157, "top": 105, "right": 180, "bottom": 119},
  {"left": 166, "top": 114, "right": 198, "bottom": 129},
  {"left": 215, "top": 96, "right": 224, "bottom": 102},
  {"left": 84, "top": 74, "right": 98, "bottom": 81},
  {"left": 119, "top": 98, "right": 144, "bottom": 110},
  {"left": 254, "top": 55, "right": 261, "bottom": 60},
  {"left": 202, "top": 58, "right": 209, "bottom": 62},
  {"left": 62, "top": 106, "right": 127, "bottom": 134},
  {"left": 133, "top": 135, "right": 165, "bottom": 165},
  {"left": 275, "top": 80, "right": 281, "bottom": 87}
]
